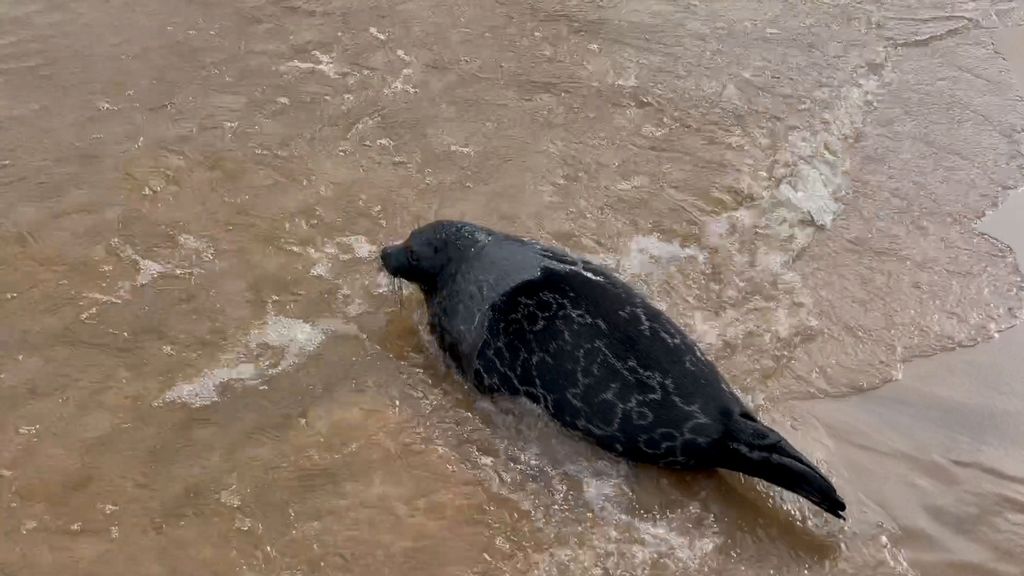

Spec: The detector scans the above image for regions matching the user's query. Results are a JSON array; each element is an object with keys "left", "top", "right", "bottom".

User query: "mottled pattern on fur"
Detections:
[{"left": 457, "top": 264, "right": 738, "bottom": 468}]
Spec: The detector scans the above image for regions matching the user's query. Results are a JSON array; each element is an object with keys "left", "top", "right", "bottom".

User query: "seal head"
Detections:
[
  {"left": 381, "top": 220, "right": 547, "bottom": 377},
  {"left": 381, "top": 220, "right": 493, "bottom": 291}
]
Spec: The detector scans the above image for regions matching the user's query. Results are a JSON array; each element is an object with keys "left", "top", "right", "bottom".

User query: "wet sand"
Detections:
[
  {"left": 811, "top": 189, "right": 1024, "bottom": 576},
  {"left": 998, "top": 25, "right": 1024, "bottom": 83},
  {"left": 808, "top": 27, "right": 1024, "bottom": 576}
]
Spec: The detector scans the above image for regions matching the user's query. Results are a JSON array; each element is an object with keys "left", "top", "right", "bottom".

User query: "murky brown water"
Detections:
[{"left": 2, "top": 0, "right": 1023, "bottom": 574}]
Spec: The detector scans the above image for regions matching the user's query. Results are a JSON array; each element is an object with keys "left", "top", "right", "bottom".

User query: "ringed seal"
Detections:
[{"left": 381, "top": 220, "right": 846, "bottom": 519}]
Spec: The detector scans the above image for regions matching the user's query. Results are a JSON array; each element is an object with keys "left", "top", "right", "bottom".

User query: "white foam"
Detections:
[
  {"left": 176, "top": 234, "right": 215, "bottom": 262},
  {"left": 110, "top": 238, "right": 197, "bottom": 286},
  {"left": 282, "top": 51, "right": 348, "bottom": 79},
  {"left": 621, "top": 235, "right": 707, "bottom": 276},
  {"left": 299, "top": 236, "right": 376, "bottom": 279},
  {"left": 336, "top": 235, "right": 376, "bottom": 260},
  {"left": 83, "top": 292, "right": 123, "bottom": 304},
  {"left": 775, "top": 150, "right": 845, "bottom": 228},
  {"left": 768, "top": 76, "right": 881, "bottom": 231},
  {"left": 250, "top": 315, "right": 328, "bottom": 372},
  {"left": 110, "top": 239, "right": 173, "bottom": 285},
  {"left": 309, "top": 259, "right": 332, "bottom": 279},
  {"left": 383, "top": 68, "right": 418, "bottom": 96},
  {"left": 460, "top": 398, "right": 719, "bottom": 575},
  {"left": 156, "top": 315, "right": 331, "bottom": 407},
  {"left": 158, "top": 364, "right": 259, "bottom": 407}
]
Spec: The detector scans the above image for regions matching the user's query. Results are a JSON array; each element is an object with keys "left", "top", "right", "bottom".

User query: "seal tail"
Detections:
[{"left": 719, "top": 414, "right": 847, "bottom": 519}]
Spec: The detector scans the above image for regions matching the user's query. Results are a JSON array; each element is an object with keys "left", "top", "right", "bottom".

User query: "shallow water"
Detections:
[{"left": 2, "top": 1, "right": 1023, "bottom": 574}]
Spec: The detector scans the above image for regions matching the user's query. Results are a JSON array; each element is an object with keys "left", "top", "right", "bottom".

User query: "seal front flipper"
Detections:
[{"left": 718, "top": 413, "right": 847, "bottom": 519}]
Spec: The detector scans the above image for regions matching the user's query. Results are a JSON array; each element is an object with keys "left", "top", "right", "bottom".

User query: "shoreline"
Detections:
[{"left": 803, "top": 25, "right": 1024, "bottom": 575}]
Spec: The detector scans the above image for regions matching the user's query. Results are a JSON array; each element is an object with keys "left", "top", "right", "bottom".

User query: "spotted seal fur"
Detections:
[{"left": 380, "top": 220, "right": 846, "bottom": 519}]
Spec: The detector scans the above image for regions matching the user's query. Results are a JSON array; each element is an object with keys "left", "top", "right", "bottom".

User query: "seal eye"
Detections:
[{"left": 406, "top": 247, "right": 420, "bottom": 265}]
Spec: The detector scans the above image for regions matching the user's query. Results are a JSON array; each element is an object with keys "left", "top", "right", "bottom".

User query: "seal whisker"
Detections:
[{"left": 387, "top": 275, "right": 403, "bottom": 309}]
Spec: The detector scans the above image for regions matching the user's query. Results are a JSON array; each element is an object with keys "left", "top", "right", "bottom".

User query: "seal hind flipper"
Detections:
[{"left": 719, "top": 414, "right": 847, "bottom": 519}]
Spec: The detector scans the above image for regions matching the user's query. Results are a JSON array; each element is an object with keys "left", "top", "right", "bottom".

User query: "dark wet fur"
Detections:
[{"left": 381, "top": 220, "right": 846, "bottom": 519}]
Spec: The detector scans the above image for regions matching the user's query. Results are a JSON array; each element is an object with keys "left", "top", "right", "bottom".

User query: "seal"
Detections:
[{"left": 381, "top": 220, "right": 846, "bottom": 519}]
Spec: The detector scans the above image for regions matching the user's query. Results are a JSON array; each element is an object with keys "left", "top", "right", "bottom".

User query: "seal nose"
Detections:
[{"left": 380, "top": 244, "right": 404, "bottom": 275}]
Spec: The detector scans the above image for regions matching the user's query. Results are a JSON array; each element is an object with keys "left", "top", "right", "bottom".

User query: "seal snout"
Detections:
[{"left": 380, "top": 243, "right": 405, "bottom": 276}]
